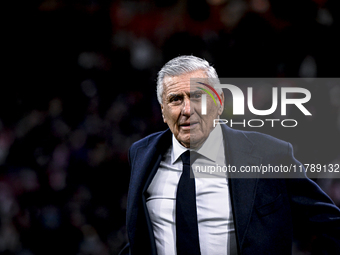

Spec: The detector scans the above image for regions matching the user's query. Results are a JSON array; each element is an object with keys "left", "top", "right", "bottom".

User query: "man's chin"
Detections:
[
  {"left": 176, "top": 133, "right": 190, "bottom": 148},
  {"left": 177, "top": 131, "right": 205, "bottom": 149}
]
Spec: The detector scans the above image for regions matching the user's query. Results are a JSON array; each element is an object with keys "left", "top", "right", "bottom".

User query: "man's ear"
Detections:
[
  {"left": 161, "top": 104, "right": 167, "bottom": 123},
  {"left": 218, "top": 91, "right": 224, "bottom": 115}
]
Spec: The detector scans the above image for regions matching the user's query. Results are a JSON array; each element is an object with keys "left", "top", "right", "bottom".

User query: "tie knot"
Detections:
[{"left": 180, "top": 150, "right": 199, "bottom": 165}]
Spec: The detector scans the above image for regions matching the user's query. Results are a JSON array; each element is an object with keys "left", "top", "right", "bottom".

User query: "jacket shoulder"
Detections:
[
  {"left": 244, "top": 130, "right": 293, "bottom": 161},
  {"left": 129, "top": 129, "right": 171, "bottom": 158},
  {"left": 243, "top": 130, "right": 289, "bottom": 147},
  {"left": 224, "top": 126, "right": 291, "bottom": 157},
  {"left": 130, "top": 130, "right": 165, "bottom": 149}
]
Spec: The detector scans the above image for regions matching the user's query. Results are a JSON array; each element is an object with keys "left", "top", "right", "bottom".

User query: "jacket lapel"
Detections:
[
  {"left": 127, "top": 129, "right": 172, "bottom": 254},
  {"left": 128, "top": 129, "right": 172, "bottom": 210},
  {"left": 221, "top": 125, "right": 262, "bottom": 252}
]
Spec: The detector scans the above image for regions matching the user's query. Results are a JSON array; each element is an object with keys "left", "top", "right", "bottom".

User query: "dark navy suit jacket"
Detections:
[{"left": 121, "top": 125, "right": 340, "bottom": 255}]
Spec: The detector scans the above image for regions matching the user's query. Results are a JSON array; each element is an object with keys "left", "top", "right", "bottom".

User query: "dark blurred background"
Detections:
[{"left": 2, "top": 0, "right": 340, "bottom": 254}]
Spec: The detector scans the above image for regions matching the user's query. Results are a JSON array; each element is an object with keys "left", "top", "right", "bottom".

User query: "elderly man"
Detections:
[{"left": 120, "top": 55, "right": 340, "bottom": 255}]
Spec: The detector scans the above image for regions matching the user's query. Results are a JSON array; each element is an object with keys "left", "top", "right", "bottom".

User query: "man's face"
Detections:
[{"left": 161, "top": 70, "right": 224, "bottom": 149}]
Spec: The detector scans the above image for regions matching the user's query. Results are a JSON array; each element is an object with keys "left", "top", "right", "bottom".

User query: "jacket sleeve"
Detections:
[
  {"left": 285, "top": 143, "right": 340, "bottom": 254},
  {"left": 118, "top": 243, "right": 130, "bottom": 255}
]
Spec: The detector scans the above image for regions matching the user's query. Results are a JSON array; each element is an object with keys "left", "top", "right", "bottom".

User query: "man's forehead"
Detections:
[
  {"left": 163, "top": 71, "right": 208, "bottom": 86},
  {"left": 163, "top": 76, "right": 191, "bottom": 88},
  {"left": 165, "top": 89, "right": 203, "bottom": 98},
  {"left": 164, "top": 85, "right": 204, "bottom": 95}
]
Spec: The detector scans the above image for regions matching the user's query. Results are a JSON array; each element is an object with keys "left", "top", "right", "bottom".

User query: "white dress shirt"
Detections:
[{"left": 146, "top": 125, "right": 236, "bottom": 255}]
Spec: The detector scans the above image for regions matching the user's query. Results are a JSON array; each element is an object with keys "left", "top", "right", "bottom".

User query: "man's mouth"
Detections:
[{"left": 180, "top": 122, "right": 199, "bottom": 129}]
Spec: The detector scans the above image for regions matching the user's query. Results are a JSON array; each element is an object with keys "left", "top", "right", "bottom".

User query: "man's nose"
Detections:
[{"left": 182, "top": 97, "right": 191, "bottom": 116}]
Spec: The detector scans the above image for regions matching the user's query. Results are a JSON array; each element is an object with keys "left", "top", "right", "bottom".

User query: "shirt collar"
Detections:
[
  {"left": 171, "top": 124, "right": 223, "bottom": 164},
  {"left": 171, "top": 135, "right": 188, "bottom": 165}
]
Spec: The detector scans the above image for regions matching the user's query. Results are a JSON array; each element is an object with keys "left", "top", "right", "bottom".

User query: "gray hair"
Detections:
[{"left": 156, "top": 55, "right": 221, "bottom": 104}]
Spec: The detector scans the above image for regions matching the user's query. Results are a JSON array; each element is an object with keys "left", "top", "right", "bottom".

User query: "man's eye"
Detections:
[
  {"left": 191, "top": 93, "right": 202, "bottom": 100},
  {"left": 170, "top": 96, "right": 182, "bottom": 103}
]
